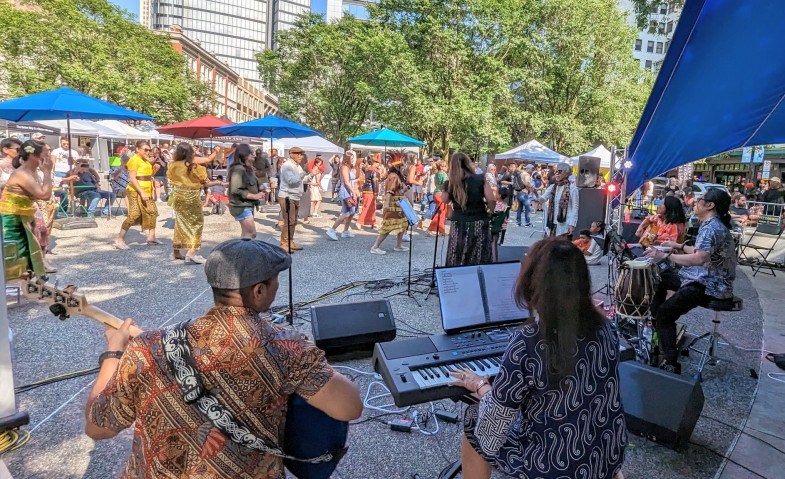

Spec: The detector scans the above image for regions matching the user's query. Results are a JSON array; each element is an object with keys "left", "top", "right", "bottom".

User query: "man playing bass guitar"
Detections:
[{"left": 84, "top": 238, "right": 363, "bottom": 478}]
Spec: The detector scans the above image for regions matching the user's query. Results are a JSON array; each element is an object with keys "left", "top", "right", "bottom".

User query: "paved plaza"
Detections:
[{"left": 2, "top": 201, "right": 782, "bottom": 478}]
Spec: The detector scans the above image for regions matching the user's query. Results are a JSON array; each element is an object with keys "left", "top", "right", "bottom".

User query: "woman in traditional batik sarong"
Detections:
[
  {"left": 369, "top": 160, "right": 409, "bottom": 255},
  {"left": 114, "top": 140, "right": 159, "bottom": 250},
  {"left": 0, "top": 140, "right": 53, "bottom": 280},
  {"left": 167, "top": 143, "right": 221, "bottom": 264}
]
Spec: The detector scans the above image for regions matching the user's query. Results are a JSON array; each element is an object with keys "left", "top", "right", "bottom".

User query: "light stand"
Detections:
[{"left": 0, "top": 223, "right": 30, "bottom": 442}]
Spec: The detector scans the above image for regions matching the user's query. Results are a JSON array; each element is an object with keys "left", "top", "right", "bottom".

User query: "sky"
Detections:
[{"left": 110, "top": 0, "right": 139, "bottom": 17}]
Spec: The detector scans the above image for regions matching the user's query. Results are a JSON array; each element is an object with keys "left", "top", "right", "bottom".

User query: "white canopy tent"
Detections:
[
  {"left": 495, "top": 139, "right": 571, "bottom": 164},
  {"left": 285, "top": 136, "right": 344, "bottom": 156},
  {"left": 570, "top": 144, "right": 612, "bottom": 169},
  {"left": 96, "top": 120, "right": 151, "bottom": 140},
  {"left": 36, "top": 119, "right": 99, "bottom": 137}
]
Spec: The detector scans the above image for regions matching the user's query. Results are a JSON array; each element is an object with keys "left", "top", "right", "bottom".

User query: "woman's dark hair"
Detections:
[
  {"left": 174, "top": 142, "right": 195, "bottom": 174},
  {"left": 235, "top": 143, "right": 253, "bottom": 166},
  {"left": 593, "top": 220, "right": 605, "bottom": 235},
  {"left": 514, "top": 238, "right": 605, "bottom": 380},
  {"left": 703, "top": 188, "right": 732, "bottom": 228},
  {"left": 663, "top": 195, "right": 687, "bottom": 225},
  {"left": 12, "top": 140, "right": 46, "bottom": 168},
  {"left": 1, "top": 137, "right": 21, "bottom": 152},
  {"left": 134, "top": 139, "right": 149, "bottom": 150},
  {"left": 447, "top": 151, "right": 474, "bottom": 209}
]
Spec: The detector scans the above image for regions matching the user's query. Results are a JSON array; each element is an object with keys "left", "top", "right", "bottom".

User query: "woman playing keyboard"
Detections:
[{"left": 449, "top": 238, "right": 626, "bottom": 479}]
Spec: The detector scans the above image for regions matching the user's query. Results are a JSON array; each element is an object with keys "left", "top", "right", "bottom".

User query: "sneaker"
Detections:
[
  {"left": 402, "top": 234, "right": 411, "bottom": 242},
  {"left": 524, "top": 223, "right": 533, "bottom": 227},
  {"left": 341, "top": 230, "right": 355, "bottom": 238},
  {"left": 394, "top": 245, "right": 409, "bottom": 252},
  {"left": 370, "top": 247, "right": 387, "bottom": 255},
  {"left": 326, "top": 229, "right": 339, "bottom": 241},
  {"left": 101, "top": 208, "right": 109, "bottom": 216},
  {"left": 513, "top": 223, "right": 522, "bottom": 227},
  {"left": 658, "top": 359, "right": 681, "bottom": 375}
]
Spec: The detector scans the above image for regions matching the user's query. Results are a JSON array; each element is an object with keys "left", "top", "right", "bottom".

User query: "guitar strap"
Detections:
[{"left": 161, "top": 320, "right": 339, "bottom": 465}]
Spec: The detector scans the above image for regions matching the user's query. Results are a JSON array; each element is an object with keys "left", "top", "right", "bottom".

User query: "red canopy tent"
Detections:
[{"left": 157, "top": 115, "right": 233, "bottom": 139}]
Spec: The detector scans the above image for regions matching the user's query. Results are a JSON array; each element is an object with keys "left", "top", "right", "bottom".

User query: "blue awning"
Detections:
[{"left": 627, "top": 0, "right": 785, "bottom": 191}]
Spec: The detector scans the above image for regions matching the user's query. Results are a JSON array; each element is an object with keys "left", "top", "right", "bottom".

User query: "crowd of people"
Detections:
[{"left": 1, "top": 132, "right": 746, "bottom": 479}]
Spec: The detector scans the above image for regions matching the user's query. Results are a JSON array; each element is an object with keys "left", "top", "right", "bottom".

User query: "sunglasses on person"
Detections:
[{"left": 142, "top": 148, "right": 151, "bottom": 152}]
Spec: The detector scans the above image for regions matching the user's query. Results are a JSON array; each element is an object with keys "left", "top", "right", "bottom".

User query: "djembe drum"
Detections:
[{"left": 614, "top": 259, "right": 657, "bottom": 319}]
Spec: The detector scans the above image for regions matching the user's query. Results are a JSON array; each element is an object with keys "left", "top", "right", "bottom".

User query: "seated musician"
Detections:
[
  {"left": 450, "top": 239, "right": 626, "bottom": 479},
  {"left": 635, "top": 195, "right": 686, "bottom": 247},
  {"left": 644, "top": 189, "right": 736, "bottom": 375},
  {"left": 84, "top": 239, "right": 363, "bottom": 477}
]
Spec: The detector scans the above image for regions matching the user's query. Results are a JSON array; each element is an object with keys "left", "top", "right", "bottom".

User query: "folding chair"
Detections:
[{"left": 738, "top": 214, "right": 784, "bottom": 276}]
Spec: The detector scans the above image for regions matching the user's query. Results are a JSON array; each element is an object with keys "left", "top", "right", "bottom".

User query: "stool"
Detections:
[{"left": 688, "top": 296, "right": 743, "bottom": 381}]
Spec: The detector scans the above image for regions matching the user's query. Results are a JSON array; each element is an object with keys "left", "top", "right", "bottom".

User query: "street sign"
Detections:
[{"left": 763, "top": 160, "right": 771, "bottom": 173}]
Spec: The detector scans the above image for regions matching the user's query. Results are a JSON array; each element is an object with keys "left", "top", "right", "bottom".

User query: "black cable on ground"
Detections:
[{"left": 15, "top": 367, "right": 99, "bottom": 394}]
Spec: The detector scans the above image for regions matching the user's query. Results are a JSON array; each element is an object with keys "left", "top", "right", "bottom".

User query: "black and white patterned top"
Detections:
[
  {"left": 679, "top": 215, "right": 736, "bottom": 298},
  {"left": 464, "top": 318, "right": 626, "bottom": 479}
]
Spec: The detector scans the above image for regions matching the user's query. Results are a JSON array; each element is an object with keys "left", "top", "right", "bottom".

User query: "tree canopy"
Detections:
[
  {"left": 0, "top": 0, "right": 209, "bottom": 124},
  {"left": 259, "top": 0, "right": 652, "bottom": 156}
]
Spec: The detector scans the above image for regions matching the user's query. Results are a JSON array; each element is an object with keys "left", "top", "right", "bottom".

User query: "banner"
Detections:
[
  {"left": 741, "top": 147, "right": 752, "bottom": 163},
  {"left": 753, "top": 146, "right": 765, "bottom": 164}
]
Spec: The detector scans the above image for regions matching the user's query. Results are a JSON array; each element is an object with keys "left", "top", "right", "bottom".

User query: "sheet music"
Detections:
[
  {"left": 436, "top": 267, "right": 486, "bottom": 331},
  {"left": 480, "top": 263, "right": 529, "bottom": 322}
]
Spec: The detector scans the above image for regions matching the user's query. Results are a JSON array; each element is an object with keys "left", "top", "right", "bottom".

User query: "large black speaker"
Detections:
[
  {"left": 619, "top": 361, "right": 704, "bottom": 451},
  {"left": 311, "top": 299, "right": 396, "bottom": 360},
  {"left": 577, "top": 155, "right": 601, "bottom": 188},
  {"left": 575, "top": 188, "right": 607, "bottom": 234}
]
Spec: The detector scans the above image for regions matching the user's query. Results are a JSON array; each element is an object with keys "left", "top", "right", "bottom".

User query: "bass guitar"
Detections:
[{"left": 22, "top": 278, "right": 347, "bottom": 479}]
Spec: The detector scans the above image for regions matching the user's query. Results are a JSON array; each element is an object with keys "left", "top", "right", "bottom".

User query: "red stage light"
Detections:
[{"left": 606, "top": 183, "right": 618, "bottom": 194}]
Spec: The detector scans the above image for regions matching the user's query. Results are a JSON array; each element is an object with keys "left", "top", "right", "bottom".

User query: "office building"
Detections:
[
  {"left": 325, "top": 0, "right": 372, "bottom": 21},
  {"left": 141, "top": 0, "right": 312, "bottom": 87},
  {"left": 167, "top": 25, "right": 278, "bottom": 122},
  {"left": 618, "top": 0, "right": 680, "bottom": 71}
]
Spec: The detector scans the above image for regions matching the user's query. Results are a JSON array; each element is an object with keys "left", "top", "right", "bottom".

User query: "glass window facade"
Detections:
[{"left": 150, "top": 0, "right": 312, "bottom": 88}]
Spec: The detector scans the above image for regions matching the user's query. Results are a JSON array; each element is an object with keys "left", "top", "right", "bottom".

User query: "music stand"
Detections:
[
  {"left": 386, "top": 197, "right": 424, "bottom": 306},
  {"left": 424, "top": 206, "right": 444, "bottom": 301}
]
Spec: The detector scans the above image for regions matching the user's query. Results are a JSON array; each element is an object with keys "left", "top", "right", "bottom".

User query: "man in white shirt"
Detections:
[
  {"left": 278, "top": 147, "right": 310, "bottom": 251},
  {"left": 50, "top": 138, "right": 80, "bottom": 209},
  {"left": 533, "top": 162, "right": 579, "bottom": 238}
]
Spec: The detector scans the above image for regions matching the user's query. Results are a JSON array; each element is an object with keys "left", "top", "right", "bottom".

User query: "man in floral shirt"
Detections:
[{"left": 84, "top": 239, "right": 363, "bottom": 478}]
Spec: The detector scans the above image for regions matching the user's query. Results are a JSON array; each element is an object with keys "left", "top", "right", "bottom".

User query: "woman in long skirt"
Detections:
[
  {"left": 443, "top": 152, "right": 495, "bottom": 266},
  {"left": 0, "top": 140, "right": 53, "bottom": 280},
  {"left": 114, "top": 140, "right": 160, "bottom": 249},
  {"left": 167, "top": 143, "right": 221, "bottom": 264},
  {"left": 426, "top": 160, "right": 448, "bottom": 236},
  {"left": 357, "top": 157, "right": 380, "bottom": 228},
  {"left": 370, "top": 163, "right": 409, "bottom": 254}
]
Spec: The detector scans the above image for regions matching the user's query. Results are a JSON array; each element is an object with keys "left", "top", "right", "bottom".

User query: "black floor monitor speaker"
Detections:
[
  {"left": 575, "top": 188, "right": 607, "bottom": 234},
  {"left": 619, "top": 361, "right": 704, "bottom": 451},
  {"left": 311, "top": 299, "right": 396, "bottom": 360},
  {"left": 577, "top": 155, "right": 601, "bottom": 188},
  {"left": 496, "top": 245, "right": 529, "bottom": 263}
]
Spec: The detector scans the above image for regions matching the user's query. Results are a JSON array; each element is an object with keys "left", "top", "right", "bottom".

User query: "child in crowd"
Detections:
[
  {"left": 204, "top": 175, "right": 229, "bottom": 214},
  {"left": 572, "top": 229, "right": 603, "bottom": 265}
]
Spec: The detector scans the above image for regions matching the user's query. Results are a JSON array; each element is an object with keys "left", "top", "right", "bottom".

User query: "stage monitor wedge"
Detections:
[
  {"left": 311, "top": 299, "right": 396, "bottom": 360},
  {"left": 619, "top": 361, "right": 704, "bottom": 451}
]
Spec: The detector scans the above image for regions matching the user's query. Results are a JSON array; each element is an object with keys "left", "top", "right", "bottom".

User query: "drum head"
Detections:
[{"left": 624, "top": 260, "right": 650, "bottom": 269}]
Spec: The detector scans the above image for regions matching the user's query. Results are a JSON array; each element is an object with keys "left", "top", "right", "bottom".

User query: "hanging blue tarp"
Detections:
[{"left": 627, "top": 0, "right": 785, "bottom": 190}]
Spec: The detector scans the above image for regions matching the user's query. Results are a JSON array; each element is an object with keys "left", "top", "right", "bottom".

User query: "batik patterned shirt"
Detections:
[
  {"left": 679, "top": 216, "right": 736, "bottom": 298},
  {"left": 87, "top": 306, "right": 333, "bottom": 479},
  {"left": 464, "top": 319, "right": 626, "bottom": 479}
]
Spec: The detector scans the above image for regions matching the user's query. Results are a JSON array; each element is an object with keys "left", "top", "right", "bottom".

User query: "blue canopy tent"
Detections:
[
  {"left": 348, "top": 128, "right": 426, "bottom": 164},
  {"left": 626, "top": 0, "right": 785, "bottom": 191},
  {"left": 0, "top": 87, "right": 152, "bottom": 165}
]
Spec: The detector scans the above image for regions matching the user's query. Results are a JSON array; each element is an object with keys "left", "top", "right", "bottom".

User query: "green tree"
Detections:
[
  {"left": 259, "top": 14, "right": 415, "bottom": 145},
  {"left": 507, "top": 0, "right": 652, "bottom": 155},
  {"left": 0, "top": 0, "right": 209, "bottom": 124}
]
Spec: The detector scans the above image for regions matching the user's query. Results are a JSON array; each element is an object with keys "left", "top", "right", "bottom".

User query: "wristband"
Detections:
[{"left": 98, "top": 350, "right": 124, "bottom": 366}]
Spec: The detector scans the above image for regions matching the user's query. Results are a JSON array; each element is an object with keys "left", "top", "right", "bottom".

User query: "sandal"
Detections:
[
  {"left": 113, "top": 241, "right": 130, "bottom": 250},
  {"left": 146, "top": 239, "right": 163, "bottom": 245}
]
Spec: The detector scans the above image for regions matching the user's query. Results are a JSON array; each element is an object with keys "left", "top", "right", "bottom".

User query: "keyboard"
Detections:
[{"left": 372, "top": 326, "right": 519, "bottom": 407}]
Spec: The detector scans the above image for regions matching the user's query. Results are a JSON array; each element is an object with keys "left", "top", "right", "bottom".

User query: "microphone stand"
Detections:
[
  {"left": 424, "top": 205, "right": 442, "bottom": 301},
  {"left": 285, "top": 197, "right": 294, "bottom": 325}
]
